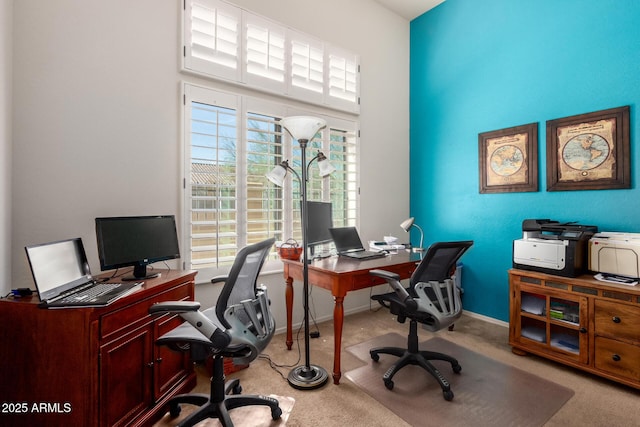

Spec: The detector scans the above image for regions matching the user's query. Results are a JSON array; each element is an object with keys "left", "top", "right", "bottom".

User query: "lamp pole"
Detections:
[{"left": 271, "top": 116, "right": 329, "bottom": 390}]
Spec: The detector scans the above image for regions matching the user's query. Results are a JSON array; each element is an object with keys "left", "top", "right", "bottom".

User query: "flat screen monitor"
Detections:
[
  {"left": 306, "top": 201, "right": 333, "bottom": 247},
  {"left": 95, "top": 215, "right": 180, "bottom": 280}
]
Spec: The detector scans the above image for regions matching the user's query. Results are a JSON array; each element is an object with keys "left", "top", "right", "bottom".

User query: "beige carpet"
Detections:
[
  {"left": 152, "top": 309, "right": 640, "bottom": 426},
  {"left": 346, "top": 333, "right": 574, "bottom": 427}
]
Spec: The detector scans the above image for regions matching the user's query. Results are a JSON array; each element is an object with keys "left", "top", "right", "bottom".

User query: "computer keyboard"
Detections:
[{"left": 61, "top": 283, "right": 122, "bottom": 303}]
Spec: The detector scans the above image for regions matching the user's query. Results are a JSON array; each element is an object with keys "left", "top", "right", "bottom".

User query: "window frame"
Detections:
[{"left": 182, "top": 82, "right": 359, "bottom": 279}]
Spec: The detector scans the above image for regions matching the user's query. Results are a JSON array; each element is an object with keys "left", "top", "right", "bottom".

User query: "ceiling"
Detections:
[{"left": 373, "top": 0, "right": 445, "bottom": 20}]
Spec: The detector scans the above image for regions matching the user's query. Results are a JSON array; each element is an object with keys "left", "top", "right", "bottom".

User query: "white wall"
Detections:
[
  {"left": 10, "top": 0, "right": 410, "bottom": 331},
  {"left": 1, "top": 0, "right": 12, "bottom": 292}
]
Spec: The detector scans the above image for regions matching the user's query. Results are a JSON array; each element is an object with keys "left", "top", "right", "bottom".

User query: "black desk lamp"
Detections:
[{"left": 266, "top": 116, "right": 334, "bottom": 390}]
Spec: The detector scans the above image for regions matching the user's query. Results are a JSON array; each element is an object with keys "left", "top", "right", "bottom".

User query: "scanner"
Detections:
[{"left": 513, "top": 219, "right": 598, "bottom": 277}]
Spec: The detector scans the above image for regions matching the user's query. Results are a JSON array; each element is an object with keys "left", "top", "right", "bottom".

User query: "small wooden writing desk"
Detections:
[{"left": 282, "top": 251, "right": 420, "bottom": 384}]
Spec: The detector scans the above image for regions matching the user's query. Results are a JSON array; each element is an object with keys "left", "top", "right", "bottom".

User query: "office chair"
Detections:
[
  {"left": 369, "top": 240, "right": 473, "bottom": 401},
  {"left": 149, "top": 237, "right": 282, "bottom": 427}
]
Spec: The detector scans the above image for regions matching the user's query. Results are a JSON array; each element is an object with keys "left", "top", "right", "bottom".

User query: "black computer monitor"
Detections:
[
  {"left": 306, "top": 201, "right": 333, "bottom": 250},
  {"left": 95, "top": 215, "right": 180, "bottom": 280}
]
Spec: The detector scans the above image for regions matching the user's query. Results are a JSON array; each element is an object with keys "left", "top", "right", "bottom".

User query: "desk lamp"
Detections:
[
  {"left": 401, "top": 217, "right": 426, "bottom": 252},
  {"left": 266, "top": 116, "right": 333, "bottom": 390}
]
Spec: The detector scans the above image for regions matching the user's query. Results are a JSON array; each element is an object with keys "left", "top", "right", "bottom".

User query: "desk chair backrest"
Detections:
[
  {"left": 215, "top": 238, "right": 275, "bottom": 328},
  {"left": 410, "top": 241, "right": 473, "bottom": 331},
  {"left": 214, "top": 237, "right": 276, "bottom": 362},
  {"left": 410, "top": 241, "right": 473, "bottom": 286}
]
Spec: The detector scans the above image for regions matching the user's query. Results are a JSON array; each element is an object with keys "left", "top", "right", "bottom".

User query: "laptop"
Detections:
[
  {"left": 329, "top": 227, "right": 387, "bottom": 260},
  {"left": 25, "top": 238, "right": 142, "bottom": 308}
]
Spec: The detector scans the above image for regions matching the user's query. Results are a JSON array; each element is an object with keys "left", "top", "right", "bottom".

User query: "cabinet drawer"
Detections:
[
  {"left": 594, "top": 300, "right": 640, "bottom": 342},
  {"left": 594, "top": 336, "right": 640, "bottom": 381},
  {"left": 101, "top": 284, "right": 192, "bottom": 340}
]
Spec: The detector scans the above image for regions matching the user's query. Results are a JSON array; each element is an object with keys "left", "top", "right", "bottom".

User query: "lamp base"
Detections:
[{"left": 287, "top": 364, "right": 329, "bottom": 390}]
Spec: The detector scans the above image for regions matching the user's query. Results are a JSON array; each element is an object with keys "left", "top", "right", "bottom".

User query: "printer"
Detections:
[
  {"left": 513, "top": 219, "right": 598, "bottom": 277},
  {"left": 589, "top": 232, "right": 640, "bottom": 279}
]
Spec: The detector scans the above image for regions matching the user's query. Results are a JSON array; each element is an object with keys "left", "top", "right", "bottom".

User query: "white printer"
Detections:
[{"left": 589, "top": 232, "right": 640, "bottom": 279}]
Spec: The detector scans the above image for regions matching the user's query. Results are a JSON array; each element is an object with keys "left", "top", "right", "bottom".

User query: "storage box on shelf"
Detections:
[{"left": 509, "top": 268, "right": 640, "bottom": 388}]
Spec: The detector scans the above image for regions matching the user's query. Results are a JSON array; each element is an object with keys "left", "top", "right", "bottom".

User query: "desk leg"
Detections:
[
  {"left": 285, "top": 276, "right": 293, "bottom": 350},
  {"left": 332, "top": 295, "right": 344, "bottom": 385}
]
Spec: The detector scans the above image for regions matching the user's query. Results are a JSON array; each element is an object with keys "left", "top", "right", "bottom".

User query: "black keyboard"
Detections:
[{"left": 60, "top": 283, "right": 122, "bottom": 303}]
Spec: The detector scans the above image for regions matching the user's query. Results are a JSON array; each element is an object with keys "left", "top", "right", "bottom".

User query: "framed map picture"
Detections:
[
  {"left": 478, "top": 123, "right": 538, "bottom": 194},
  {"left": 546, "top": 106, "right": 630, "bottom": 191}
]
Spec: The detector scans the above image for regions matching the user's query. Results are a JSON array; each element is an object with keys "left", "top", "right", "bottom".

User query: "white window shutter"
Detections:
[
  {"left": 184, "top": 0, "right": 241, "bottom": 81},
  {"left": 327, "top": 46, "right": 360, "bottom": 113},
  {"left": 289, "top": 31, "right": 324, "bottom": 104},
  {"left": 243, "top": 12, "right": 286, "bottom": 92}
]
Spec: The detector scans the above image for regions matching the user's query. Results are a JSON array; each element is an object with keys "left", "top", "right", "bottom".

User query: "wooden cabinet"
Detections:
[
  {"left": 509, "top": 269, "right": 640, "bottom": 389},
  {"left": 0, "top": 270, "right": 197, "bottom": 427}
]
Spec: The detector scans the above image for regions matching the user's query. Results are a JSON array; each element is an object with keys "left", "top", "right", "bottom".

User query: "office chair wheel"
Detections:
[
  {"left": 452, "top": 363, "right": 462, "bottom": 374},
  {"left": 272, "top": 406, "right": 283, "bottom": 419},
  {"left": 443, "top": 390, "right": 454, "bottom": 401},
  {"left": 232, "top": 384, "right": 242, "bottom": 394},
  {"left": 370, "top": 351, "right": 380, "bottom": 362},
  {"left": 384, "top": 378, "right": 394, "bottom": 390},
  {"left": 169, "top": 403, "right": 181, "bottom": 418}
]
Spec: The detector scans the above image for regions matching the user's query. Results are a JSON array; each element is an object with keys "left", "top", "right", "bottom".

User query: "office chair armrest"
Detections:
[
  {"left": 211, "top": 275, "right": 229, "bottom": 285},
  {"left": 149, "top": 301, "right": 201, "bottom": 314},
  {"left": 370, "top": 269, "right": 418, "bottom": 313},
  {"left": 149, "top": 301, "right": 232, "bottom": 349}
]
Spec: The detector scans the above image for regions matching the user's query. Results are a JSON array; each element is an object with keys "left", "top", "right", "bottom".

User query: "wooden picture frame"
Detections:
[
  {"left": 546, "top": 106, "right": 630, "bottom": 191},
  {"left": 478, "top": 123, "right": 538, "bottom": 193}
]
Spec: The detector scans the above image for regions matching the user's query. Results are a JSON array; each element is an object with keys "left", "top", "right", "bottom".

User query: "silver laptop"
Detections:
[
  {"left": 25, "top": 238, "right": 141, "bottom": 308},
  {"left": 329, "top": 227, "right": 387, "bottom": 260}
]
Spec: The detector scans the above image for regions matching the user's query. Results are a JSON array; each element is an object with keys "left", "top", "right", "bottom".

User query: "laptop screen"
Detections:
[
  {"left": 25, "top": 238, "right": 92, "bottom": 301},
  {"left": 329, "top": 227, "right": 365, "bottom": 253}
]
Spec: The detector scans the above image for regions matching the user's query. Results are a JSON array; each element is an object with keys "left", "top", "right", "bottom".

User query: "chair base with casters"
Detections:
[
  {"left": 165, "top": 354, "right": 282, "bottom": 427},
  {"left": 370, "top": 319, "right": 461, "bottom": 401}
]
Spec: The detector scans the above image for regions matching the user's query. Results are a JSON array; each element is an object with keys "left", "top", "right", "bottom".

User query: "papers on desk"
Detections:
[{"left": 369, "top": 241, "right": 405, "bottom": 251}]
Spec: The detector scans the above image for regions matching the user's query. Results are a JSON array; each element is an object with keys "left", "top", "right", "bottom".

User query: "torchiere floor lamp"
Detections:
[{"left": 266, "top": 116, "right": 334, "bottom": 390}]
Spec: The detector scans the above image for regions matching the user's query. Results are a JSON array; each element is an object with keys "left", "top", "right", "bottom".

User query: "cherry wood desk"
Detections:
[
  {"left": 282, "top": 251, "right": 420, "bottom": 384},
  {"left": 0, "top": 270, "right": 196, "bottom": 427}
]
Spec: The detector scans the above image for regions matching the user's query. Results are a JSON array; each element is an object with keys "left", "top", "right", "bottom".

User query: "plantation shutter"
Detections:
[
  {"left": 327, "top": 47, "right": 360, "bottom": 113},
  {"left": 244, "top": 13, "right": 286, "bottom": 92},
  {"left": 184, "top": 0, "right": 241, "bottom": 81}
]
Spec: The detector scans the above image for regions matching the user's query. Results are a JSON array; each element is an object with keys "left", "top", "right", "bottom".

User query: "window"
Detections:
[
  {"left": 183, "top": 84, "right": 358, "bottom": 276},
  {"left": 183, "top": 0, "right": 360, "bottom": 113}
]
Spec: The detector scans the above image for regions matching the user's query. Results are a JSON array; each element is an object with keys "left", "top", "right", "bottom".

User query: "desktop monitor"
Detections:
[
  {"left": 95, "top": 215, "right": 180, "bottom": 280},
  {"left": 306, "top": 201, "right": 333, "bottom": 248}
]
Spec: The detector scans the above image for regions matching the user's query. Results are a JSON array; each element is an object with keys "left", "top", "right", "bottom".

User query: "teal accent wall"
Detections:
[{"left": 410, "top": 0, "right": 640, "bottom": 321}]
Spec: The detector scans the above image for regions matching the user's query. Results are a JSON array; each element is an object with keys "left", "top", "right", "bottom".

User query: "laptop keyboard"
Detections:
[{"left": 60, "top": 283, "right": 122, "bottom": 303}]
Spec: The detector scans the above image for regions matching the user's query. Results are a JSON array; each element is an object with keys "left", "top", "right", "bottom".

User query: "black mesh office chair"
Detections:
[
  {"left": 149, "top": 238, "right": 282, "bottom": 427},
  {"left": 369, "top": 240, "right": 473, "bottom": 401}
]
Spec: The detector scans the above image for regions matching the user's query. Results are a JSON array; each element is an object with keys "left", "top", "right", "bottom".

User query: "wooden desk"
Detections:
[
  {"left": 0, "top": 270, "right": 196, "bottom": 427},
  {"left": 282, "top": 251, "right": 420, "bottom": 384}
]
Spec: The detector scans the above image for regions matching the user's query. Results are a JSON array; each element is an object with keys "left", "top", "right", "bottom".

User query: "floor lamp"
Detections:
[{"left": 266, "top": 116, "right": 333, "bottom": 390}]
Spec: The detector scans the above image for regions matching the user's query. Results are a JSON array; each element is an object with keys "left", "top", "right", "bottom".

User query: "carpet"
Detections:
[
  {"left": 345, "top": 333, "right": 574, "bottom": 427},
  {"left": 153, "top": 394, "right": 294, "bottom": 427}
]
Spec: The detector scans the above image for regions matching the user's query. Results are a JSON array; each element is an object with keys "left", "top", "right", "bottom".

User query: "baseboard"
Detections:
[
  {"left": 275, "top": 305, "right": 508, "bottom": 336},
  {"left": 462, "top": 310, "right": 509, "bottom": 328}
]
